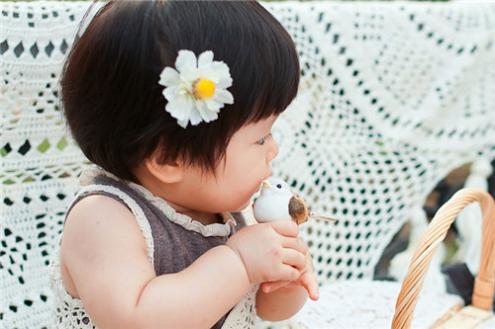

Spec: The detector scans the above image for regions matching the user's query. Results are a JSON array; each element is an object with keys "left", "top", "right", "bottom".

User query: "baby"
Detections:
[{"left": 51, "top": 1, "right": 318, "bottom": 328}]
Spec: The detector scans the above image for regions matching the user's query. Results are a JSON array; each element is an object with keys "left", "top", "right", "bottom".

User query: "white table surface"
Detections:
[{"left": 287, "top": 280, "right": 495, "bottom": 329}]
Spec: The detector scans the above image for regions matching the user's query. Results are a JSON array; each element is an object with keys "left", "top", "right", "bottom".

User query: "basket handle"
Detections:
[{"left": 391, "top": 188, "right": 495, "bottom": 329}]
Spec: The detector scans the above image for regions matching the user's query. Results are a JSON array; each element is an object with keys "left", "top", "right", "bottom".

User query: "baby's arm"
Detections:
[
  {"left": 62, "top": 195, "right": 307, "bottom": 329},
  {"left": 256, "top": 284, "right": 308, "bottom": 321},
  {"left": 61, "top": 195, "right": 251, "bottom": 329}
]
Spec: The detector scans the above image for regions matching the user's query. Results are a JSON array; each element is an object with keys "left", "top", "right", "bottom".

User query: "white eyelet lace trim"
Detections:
[{"left": 79, "top": 165, "right": 237, "bottom": 237}]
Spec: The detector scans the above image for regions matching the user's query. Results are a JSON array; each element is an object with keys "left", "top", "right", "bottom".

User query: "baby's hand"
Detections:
[
  {"left": 260, "top": 242, "right": 319, "bottom": 301},
  {"left": 226, "top": 220, "right": 307, "bottom": 285}
]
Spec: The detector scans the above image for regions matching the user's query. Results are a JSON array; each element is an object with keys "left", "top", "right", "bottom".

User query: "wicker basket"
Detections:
[{"left": 392, "top": 188, "right": 495, "bottom": 329}]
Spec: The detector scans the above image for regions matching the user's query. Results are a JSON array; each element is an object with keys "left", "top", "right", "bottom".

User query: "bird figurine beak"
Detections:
[
  {"left": 261, "top": 180, "right": 272, "bottom": 189},
  {"left": 310, "top": 213, "right": 338, "bottom": 223}
]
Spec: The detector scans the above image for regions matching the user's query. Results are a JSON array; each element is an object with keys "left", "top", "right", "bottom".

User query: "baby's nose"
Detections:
[{"left": 266, "top": 139, "right": 279, "bottom": 162}]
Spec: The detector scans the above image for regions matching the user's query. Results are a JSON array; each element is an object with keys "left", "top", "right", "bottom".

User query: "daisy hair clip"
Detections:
[{"left": 158, "top": 50, "right": 234, "bottom": 128}]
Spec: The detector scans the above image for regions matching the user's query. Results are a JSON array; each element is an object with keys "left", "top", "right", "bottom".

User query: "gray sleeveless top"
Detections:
[{"left": 50, "top": 167, "right": 259, "bottom": 329}]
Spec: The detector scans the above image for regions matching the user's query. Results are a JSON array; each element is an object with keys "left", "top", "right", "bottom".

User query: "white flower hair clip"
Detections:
[{"left": 158, "top": 49, "right": 234, "bottom": 128}]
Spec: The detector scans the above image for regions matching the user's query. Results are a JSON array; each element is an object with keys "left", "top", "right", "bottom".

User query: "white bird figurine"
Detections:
[{"left": 253, "top": 177, "right": 337, "bottom": 225}]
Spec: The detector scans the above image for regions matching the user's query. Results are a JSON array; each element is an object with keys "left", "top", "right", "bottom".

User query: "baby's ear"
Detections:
[{"left": 143, "top": 153, "right": 185, "bottom": 184}]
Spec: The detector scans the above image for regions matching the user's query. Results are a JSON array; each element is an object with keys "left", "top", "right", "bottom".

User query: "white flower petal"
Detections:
[
  {"left": 159, "top": 67, "right": 180, "bottom": 87},
  {"left": 204, "top": 111, "right": 219, "bottom": 122},
  {"left": 197, "top": 67, "right": 217, "bottom": 81},
  {"left": 195, "top": 99, "right": 206, "bottom": 113},
  {"left": 189, "top": 105, "right": 203, "bottom": 126},
  {"left": 217, "top": 76, "right": 233, "bottom": 89},
  {"left": 195, "top": 101, "right": 212, "bottom": 122},
  {"left": 198, "top": 50, "right": 214, "bottom": 68},
  {"left": 175, "top": 50, "right": 197, "bottom": 73},
  {"left": 205, "top": 99, "right": 223, "bottom": 112},
  {"left": 166, "top": 96, "right": 194, "bottom": 122},
  {"left": 210, "top": 63, "right": 232, "bottom": 88},
  {"left": 163, "top": 86, "right": 179, "bottom": 102},
  {"left": 211, "top": 62, "right": 231, "bottom": 79},
  {"left": 214, "top": 89, "right": 234, "bottom": 105},
  {"left": 177, "top": 118, "right": 189, "bottom": 128},
  {"left": 182, "top": 67, "right": 200, "bottom": 83},
  {"left": 199, "top": 61, "right": 228, "bottom": 77}
]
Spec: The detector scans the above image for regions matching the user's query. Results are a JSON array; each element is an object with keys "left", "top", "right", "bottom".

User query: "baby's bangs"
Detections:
[
  {"left": 247, "top": 33, "right": 300, "bottom": 123},
  {"left": 224, "top": 2, "right": 300, "bottom": 124}
]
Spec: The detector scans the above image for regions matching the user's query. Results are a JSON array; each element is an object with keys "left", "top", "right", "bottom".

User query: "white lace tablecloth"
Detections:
[{"left": 290, "top": 280, "right": 495, "bottom": 329}]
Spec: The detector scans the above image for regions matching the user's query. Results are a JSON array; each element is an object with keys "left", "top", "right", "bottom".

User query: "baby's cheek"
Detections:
[
  {"left": 223, "top": 167, "right": 263, "bottom": 209},
  {"left": 234, "top": 191, "right": 254, "bottom": 209},
  {"left": 230, "top": 185, "right": 258, "bottom": 211}
]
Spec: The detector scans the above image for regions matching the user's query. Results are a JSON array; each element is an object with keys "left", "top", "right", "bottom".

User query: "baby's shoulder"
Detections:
[
  {"left": 58, "top": 194, "right": 155, "bottom": 313},
  {"left": 62, "top": 194, "right": 147, "bottom": 258},
  {"left": 66, "top": 194, "right": 133, "bottom": 229}
]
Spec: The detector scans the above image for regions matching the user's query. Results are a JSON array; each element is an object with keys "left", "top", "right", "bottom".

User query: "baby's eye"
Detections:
[
  {"left": 256, "top": 137, "right": 266, "bottom": 146},
  {"left": 256, "top": 133, "right": 272, "bottom": 146}
]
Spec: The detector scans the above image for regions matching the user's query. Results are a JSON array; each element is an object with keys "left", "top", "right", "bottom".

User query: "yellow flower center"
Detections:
[{"left": 194, "top": 78, "right": 216, "bottom": 100}]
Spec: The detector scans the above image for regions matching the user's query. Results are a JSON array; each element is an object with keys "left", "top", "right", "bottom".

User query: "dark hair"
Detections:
[{"left": 61, "top": 0, "right": 300, "bottom": 182}]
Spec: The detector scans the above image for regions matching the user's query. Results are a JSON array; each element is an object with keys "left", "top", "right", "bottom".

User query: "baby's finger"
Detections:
[
  {"left": 302, "top": 273, "right": 319, "bottom": 301},
  {"left": 282, "top": 248, "right": 306, "bottom": 271},
  {"left": 269, "top": 220, "right": 298, "bottom": 237},
  {"left": 282, "top": 237, "right": 308, "bottom": 256},
  {"left": 274, "top": 264, "right": 300, "bottom": 282}
]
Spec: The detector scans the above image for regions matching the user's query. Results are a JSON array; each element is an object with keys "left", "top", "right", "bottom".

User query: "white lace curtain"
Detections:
[{"left": 1, "top": 1, "right": 494, "bottom": 328}]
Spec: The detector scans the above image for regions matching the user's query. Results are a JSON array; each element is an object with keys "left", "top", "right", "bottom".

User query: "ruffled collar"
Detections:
[{"left": 79, "top": 165, "right": 237, "bottom": 237}]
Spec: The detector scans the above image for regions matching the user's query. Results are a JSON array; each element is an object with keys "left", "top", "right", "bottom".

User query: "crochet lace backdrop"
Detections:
[{"left": 1, "top": 1, "right": 494, "bottom": 328}]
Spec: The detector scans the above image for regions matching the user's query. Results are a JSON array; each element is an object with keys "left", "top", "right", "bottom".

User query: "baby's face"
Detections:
[{"left": 180, "top": 114, "right": 279, "bottom": 213}]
